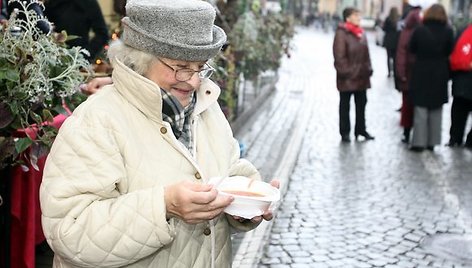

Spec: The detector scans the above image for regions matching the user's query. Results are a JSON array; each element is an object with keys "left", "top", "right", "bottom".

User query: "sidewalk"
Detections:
[
  {"left": 231, "top": 26, "right": 321, "bottom": 267},
  {"left": 237, "top": 27, "right": 472, "bottom": 268}
]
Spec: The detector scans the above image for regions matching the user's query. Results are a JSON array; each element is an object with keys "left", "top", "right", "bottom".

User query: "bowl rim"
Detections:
[
  {"left": 216, "top": 181, "right": 280, "bottom": 202},
  {"left": 218, "top": 189, "right": 279, "bottom": 202},
  {"left": 215, "top": 176, "right": 280, "bottom": 202}
]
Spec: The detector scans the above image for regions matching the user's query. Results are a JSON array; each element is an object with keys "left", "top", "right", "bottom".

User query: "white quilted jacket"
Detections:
[{"left": 40, "top": 60, "right": 261, "bottom": 267}]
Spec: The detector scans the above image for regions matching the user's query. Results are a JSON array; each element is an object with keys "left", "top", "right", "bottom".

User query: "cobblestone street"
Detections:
[{"left": 236, "top": 27, "right": 472, "bottom": 268}]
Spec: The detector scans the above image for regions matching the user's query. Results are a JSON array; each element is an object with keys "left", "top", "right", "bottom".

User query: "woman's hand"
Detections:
[
  {"left": 232, "top": 179, "right": 281, "bottom": 224},
  {"left": 80, "top": 77, "right": 113, "bottom": 95},
  {"left": 164, "top": 180, "right": 234, "bottom": 224}
]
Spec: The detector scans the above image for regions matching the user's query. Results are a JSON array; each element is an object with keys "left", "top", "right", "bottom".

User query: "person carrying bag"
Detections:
[{"left": 447, "top": 24, "right": 472, "bottom": 148}]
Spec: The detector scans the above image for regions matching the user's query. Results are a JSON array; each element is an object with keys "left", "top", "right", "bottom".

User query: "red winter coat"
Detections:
[{"left": 395, "top": 8, "right": 421, "bottom": 92}]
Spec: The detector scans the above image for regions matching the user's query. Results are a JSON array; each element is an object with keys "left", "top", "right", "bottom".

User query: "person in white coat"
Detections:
[{"left": 40, "top": 0, "right": 279, "bottom": 267}]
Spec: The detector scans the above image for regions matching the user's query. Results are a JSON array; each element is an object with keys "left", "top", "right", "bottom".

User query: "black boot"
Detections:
[
  {"left": 341, "top": 135, "right": 351, "bottom": 143},
  {"left": 464, "top": 130, "right": 472, "bottom": 149},
  {"left": 355, "top": 131, "right": 374, "bottom": 141},
  {"left": 401, "top": 128, "right": 410, "bottom": 144}
]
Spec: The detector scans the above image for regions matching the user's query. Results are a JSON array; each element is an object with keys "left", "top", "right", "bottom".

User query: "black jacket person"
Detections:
[{"left": 44, "top": 0, "right": 109, "bottom": 61}]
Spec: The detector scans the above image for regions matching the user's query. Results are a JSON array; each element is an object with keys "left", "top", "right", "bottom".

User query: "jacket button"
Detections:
[
  {"left": 160, "top": 127, "right": 167, "bottom": 134},
  {"left": 194, "top": 172, "right": 202, "bottom": 180},
  {"left": 203, "top": 228, "right": 211, "bottom": 236}
]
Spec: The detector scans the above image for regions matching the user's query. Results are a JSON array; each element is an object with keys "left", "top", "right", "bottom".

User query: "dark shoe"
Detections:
[
  {"left": 355, "top": 132, "right": 375, "bottom": 141},
  {"left": 426, "top": 146, "right": 434, "bottom": 151},
  {"left": 341, "top": 135, "right": 351, "bottom": 143},
  {"left": 409, "top": 146, "right": 424, "bottom": 152},
  {"left": 401, "top": 128, "right": 411, "bottom": 144},
  {"left": 465, "top": 142, "right": 472, "bottom": 149},
  {"left": 446, "top": 140, "right": 462, "bottom": 147}
]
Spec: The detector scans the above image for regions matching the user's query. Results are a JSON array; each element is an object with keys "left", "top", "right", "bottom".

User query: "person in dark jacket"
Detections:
[
  {"left": 44, "top": 0, "right": 109, "bottom": 62},
  {"left": 0, "top": 0, "right": 7, "bottom": 21},
  {"left": 408, "top": 4, "right": 454, "bottom": 151},
  {"left": 333, "top": 7, "right": 374, "bottom": 142},
  {"left": 447, "top": 24, "right": 472, "bottom": 148},
  {"left": 395, "top": 6, "right": 422, "bottom": 144},
  {"left": 4, "top": 0, "right": 51, "bottom": 34},
  {"left": 383, "top": 7, "right": 400, "bottom": 78}
]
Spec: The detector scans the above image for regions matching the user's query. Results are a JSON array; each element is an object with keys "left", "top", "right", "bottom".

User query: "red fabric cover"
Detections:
[
  {"left": 16, "top": 108, "right": 71, "bottom": 140},
  {"left": 10, "top": 156, "right": 46, "bottom": 268},
  {"left": 10, "top": 112, "right": 69, "bottom": 268},
  {"left": 450, "top": 25, "right": 472, "bottom": 71}
]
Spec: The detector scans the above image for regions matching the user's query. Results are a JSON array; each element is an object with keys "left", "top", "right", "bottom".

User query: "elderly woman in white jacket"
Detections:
[{"left": 40, "top": 0, "right": 278, "bottom": 267}]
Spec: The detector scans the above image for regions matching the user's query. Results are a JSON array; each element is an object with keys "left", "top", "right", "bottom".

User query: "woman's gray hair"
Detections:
[{"left": 107, "top": 40, "right": 156, "bottom": 75}]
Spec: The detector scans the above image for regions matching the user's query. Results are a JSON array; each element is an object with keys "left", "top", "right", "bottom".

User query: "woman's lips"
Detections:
[{"left": 173, "top": 87, "right": 193, "bottom": 95}]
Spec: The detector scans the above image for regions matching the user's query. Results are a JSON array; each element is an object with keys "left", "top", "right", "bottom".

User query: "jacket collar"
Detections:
[{"left": 112, "top": 59, "right": 221, "bottom": 122}]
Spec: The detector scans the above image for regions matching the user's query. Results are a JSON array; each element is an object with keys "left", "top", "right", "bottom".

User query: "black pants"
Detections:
[
  {"left": 339, "top": 90, "right": 367, "bottom": 137},
  {"left": 386, "top": 48, "right": 396, "bottom": 76},
  {"left": 449, "top": 96, "right": 472, "bottom": 145}
]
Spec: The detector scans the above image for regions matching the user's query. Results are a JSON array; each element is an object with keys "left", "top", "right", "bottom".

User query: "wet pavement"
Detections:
[{"left": 232, "top": 27, "right": 472, "bottom": 268}]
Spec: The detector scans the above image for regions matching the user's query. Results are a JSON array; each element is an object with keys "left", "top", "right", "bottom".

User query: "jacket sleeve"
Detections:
[
  {"left": 333, "top": 30, "right": 352, "bottom": 77},
  {"left": 87, "top": 0, "right": 109, "bottom": 60},
  {"left": 408, "top": 28, "right": 419, "bottom": 55},
  {"left": 382, "top": 19, "right": 388, "bottom": 32},
  {"left": 365, "top": 34, "right": 373, "bottom": 76},
  {"left": 225, "top": 214, "right": 262, "bottom": 231},
  {"left": 445, "top": 27, "right": 454, "bottom": 56},
  {"left": 40, "top": 109, "right": 174, "bottom": 267},
  {"left": 228, "top": 150, "right": 261, "bottom": 180},
  {"left": 211, "top": 103, "right": 262, "bottom": 231},
  {"left": 225, "top": 144, "right": 263, "bottom": 231},
  {"left": 396, "top": 31, "right": 408, "bottom": 80}
]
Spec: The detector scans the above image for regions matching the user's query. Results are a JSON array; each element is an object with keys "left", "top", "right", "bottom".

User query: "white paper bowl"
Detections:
[{"left": 213, "top": 176, "right": 280, "bottom": 219}]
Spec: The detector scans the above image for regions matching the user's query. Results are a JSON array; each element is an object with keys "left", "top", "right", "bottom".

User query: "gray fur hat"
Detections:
[{"left": 121, "top": 0, "right": 227, "bottom": 61}]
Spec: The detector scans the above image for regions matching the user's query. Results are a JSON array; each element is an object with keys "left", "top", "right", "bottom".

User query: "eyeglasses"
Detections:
[{"left": 157, "top": 58, "right": 214, "bottom": 82}]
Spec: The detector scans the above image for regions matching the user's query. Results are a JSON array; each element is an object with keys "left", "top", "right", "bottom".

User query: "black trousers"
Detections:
[
  {"left": 339, "top": 90, "right": 367, "bottom": 136},
  {"left": 449, "top": 96, "right": 472, "bottom": 145},
  {"left": 386, "top": 48, "right": 396, "bottom": 76}
]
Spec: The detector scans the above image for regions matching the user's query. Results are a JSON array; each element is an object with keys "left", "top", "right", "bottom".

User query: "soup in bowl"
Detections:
[{"left": 211, "top": 176, "right": 280, "bottom": 219}]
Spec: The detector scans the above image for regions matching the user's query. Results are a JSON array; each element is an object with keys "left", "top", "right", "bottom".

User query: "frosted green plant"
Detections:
[{"left": 0, "top": 0, "right": 91, "bottom": 169}]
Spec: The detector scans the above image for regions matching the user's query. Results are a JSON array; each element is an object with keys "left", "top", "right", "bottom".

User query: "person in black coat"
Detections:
[
  {"left": 383, "top": 7, "right": 400, "bottom": 78},
  {"left": 0, "top": 0, "right": 7, "bottom": 21},
  {"left": 4, "top": 0, "right": 51, "bottom": 34},
  {"left": 447, "top": 24, "right": 472, "bottom": 148},
  {"left": 44, "top": 0, "right": 109, "bottom": 62},
  {"left": 408, "top": 4, "right": 454, "bottom": 152}
]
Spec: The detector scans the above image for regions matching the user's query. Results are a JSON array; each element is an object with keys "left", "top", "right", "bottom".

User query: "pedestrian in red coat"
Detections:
[
  {"left": 333, "top": 7, "right": 374, "bottom": 143},
  {"left": 395, "top": 7, "right": 422, "bottom": 144}
]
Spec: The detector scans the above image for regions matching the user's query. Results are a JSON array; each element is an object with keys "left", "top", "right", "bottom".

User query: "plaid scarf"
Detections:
[{"left": 161, "top": 89, "right": 196, "bottom": 152}]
